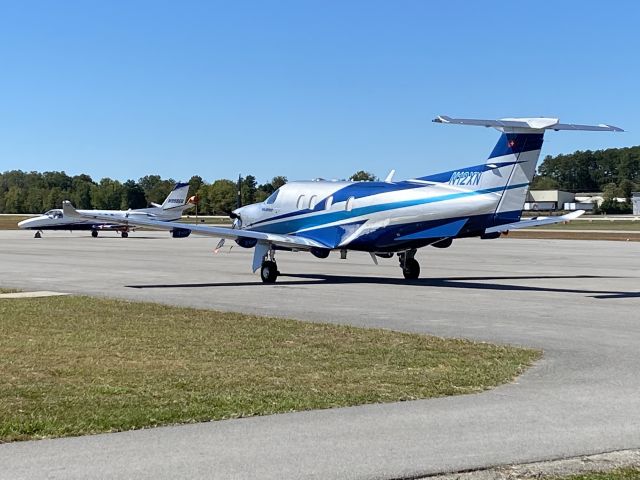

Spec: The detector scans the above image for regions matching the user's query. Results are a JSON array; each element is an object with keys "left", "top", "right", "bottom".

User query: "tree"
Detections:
[
  {"left": 188, "top": 175, "right": 204, "bottom": 198},
  {"left": 530, "top": 175, "right": 560, "bottom": 190},
  {"left": 350, "top": 170, "right": 377, "bottom": 182},
  {"left": 241, "top": 175, "right": 257, "bottom": 206},
  {"left": 121, "top": 180, "right": 147, "bottom": 209},
  {"left": 138, "top": 175, "right": 176, "bottom": 205},
  {"left": 3, "top": 186, "right": 24, "bottom": 213},
  {"left": 71, "top": 175, "right": 95, "bottom": 209},
  {"left": 206, "top": 179, "right": 237, "bottom": 215},
  {"left": 91, "top": 178, "right": 124, "bottom": 209}
]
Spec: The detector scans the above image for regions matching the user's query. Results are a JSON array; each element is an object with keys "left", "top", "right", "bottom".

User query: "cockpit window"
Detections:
[
  {"left": 46, "top": 209, "right": 63, "bottom": 219},
  {"left": 265, "top": 189, "right": 280, "bottom": 205}
]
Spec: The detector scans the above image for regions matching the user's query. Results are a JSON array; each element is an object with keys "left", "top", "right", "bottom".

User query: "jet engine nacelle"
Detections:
[
  {"left": 431, "top": 238, "right": 453, "bottom": 248},
  {"left": 235, "top": 237, "right": 258, "bottom": 248},
  {"left": 171, "top": 227, "right": 191, "bottom": 238},
  {"left": 480, "top": 232, "right": 501, "bottom": 240},
  {"left": 310, "top": 247, "right": 331, "bottom": 259}
]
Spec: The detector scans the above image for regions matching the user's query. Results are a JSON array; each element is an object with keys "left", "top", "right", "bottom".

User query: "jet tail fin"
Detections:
[{"left": 161, "top": 182, "right": 190, "bottom": 210}]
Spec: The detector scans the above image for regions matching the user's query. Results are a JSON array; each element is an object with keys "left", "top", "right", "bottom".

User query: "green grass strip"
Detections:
[{"left": 0, "top": 296, "right": 539, "bottom": 442}]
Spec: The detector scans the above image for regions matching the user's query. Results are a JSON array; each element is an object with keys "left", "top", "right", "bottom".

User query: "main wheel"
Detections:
[
  {"left": 402, "top": 258, "right": 420, "bottom": 280},
  {"left": 121, "top": 231, "right": 129, "bottom": 238},
  {"left": 260, "top": 260, "right": 278, "bottom": 283},
  {"left": 91, "top": 230, "right": 98, "bottom": 238},
  {"left": 34, "top": 231, "right": 42, "bottom": 238}
]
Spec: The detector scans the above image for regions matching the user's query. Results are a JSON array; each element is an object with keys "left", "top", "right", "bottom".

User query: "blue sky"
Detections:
[{"left": 1, "top": 1, "right": 638, "bottom": 184}]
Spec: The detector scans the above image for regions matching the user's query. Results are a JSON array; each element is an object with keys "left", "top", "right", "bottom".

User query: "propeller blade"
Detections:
[{"left": 214, "top": 238, "right": 225, "bottom": 254}]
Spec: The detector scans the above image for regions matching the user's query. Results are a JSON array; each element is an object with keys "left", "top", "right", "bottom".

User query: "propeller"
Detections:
[{"left": 214, "top": 174, "right": 244, "bottom": 253}]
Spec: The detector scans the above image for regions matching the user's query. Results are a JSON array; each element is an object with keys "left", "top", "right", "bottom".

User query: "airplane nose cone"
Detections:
[{"left": 17, "top": 218, "right": 32, "bottom": 229}]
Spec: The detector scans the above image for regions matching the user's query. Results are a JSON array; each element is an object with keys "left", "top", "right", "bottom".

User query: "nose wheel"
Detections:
[{"left": 260, "top": 260, "right": 279, "bottom": 283}]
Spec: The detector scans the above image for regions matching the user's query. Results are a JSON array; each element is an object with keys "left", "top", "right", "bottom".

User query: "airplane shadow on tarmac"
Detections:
[{"left": 126, "top": 274, "right": 640, "bottom": 300}]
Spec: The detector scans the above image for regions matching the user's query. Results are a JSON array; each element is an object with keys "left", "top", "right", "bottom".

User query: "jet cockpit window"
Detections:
[
  {"left": 46, "top": 209, "right": 63, "bottom": 219},
  {"left": 296, "top": 195, "right": 306, "bottom": 210},
  {"left": 265, "top": 189, "right": 279, "bottom": 205}
]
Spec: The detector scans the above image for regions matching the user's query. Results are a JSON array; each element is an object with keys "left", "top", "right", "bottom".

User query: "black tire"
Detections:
[
  {"left": 121, "top": 231, "right": 129, "bottom": 238},
  {"left": 260, "top": 261, "right": 278, "bottom": 283},
  {"left": 402, "top": 258, "right": 420, "bottom": 280},
  {"left": 34, "top": 231, "right": 42, "bottom": 238},
  {"left": 91, "top": 230, "right": 98, "bottom": 238}
]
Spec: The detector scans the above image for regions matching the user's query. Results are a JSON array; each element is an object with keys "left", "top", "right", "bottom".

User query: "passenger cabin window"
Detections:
[
  {"left": 297, "top": 195, "right": 306, "bottom": 210},
  {"left": 325, "top": 196, "right": 333, "bottom": 210},
  {"left": 265, "top": 189, "right": 279, "bottom": 205},
  {"left": 309, "top": 195, "right": 318, "bottom": 209},
  {"left": 345, "top": 196, "right": 355, "bottom": 212}
]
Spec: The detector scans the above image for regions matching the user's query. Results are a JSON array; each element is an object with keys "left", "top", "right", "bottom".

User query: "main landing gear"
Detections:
[
  {"left": 260, "top": 247, "right": 279, "bottom": 283},
  {"left": 91, "top": 229, "right": 99, "bottom": 238},
  {"left": 34, "top": 231, "right": 42, "bottom": 238},
  {"left": 398, "top": 249, "right": 420, "bottom": 280},
  {"left": 121, "top": 231, "right": 129, "bottom": 238}
]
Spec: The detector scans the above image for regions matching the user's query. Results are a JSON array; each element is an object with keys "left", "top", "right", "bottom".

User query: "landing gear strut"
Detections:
[
  {"left": 260, "top": 247, "right": 279, "bottom": 283},
  {"left": 398, "top": 249, "right": 420, "bottom": 280}
]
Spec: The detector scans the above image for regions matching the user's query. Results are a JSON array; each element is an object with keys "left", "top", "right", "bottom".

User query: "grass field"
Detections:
[
  {"left": 530, "top": 220, "right": 640, "bottom": 231},
  {"left": 508, "top": 230, "right": 640, "bottom": 242},
  {"left": 0, "top": 216, "right": 31, "bottom": 229},
  {"left": 553, "top": 469, "right": 640, "bottom": 480},
  {"left": 0, "top": 295, "right": 539, "bottom": 442}
]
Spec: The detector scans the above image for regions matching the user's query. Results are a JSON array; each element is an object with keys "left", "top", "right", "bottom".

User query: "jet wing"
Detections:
[
  {"left": 484, "top": 210, "right": 585, "bottom": 233},
  {"left": 62, "top": 201, "right": 324, "bottom": 250}
]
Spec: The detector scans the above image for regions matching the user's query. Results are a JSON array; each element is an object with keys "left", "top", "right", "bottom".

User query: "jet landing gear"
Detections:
[
  {"left": 121, "top": 231, "right": 129, "bottom": 238},
  {"left": 34, "top": 231, "right": 42, "bottom": 238},
  {"left": 398, "top": 249, "right": 420, "bottom": 280},
  {"left": 91, "top": 229, "right": 99, "bottom": 238},
  {"left": 259, "top": 247, "right": 279, "bottom": 283}
]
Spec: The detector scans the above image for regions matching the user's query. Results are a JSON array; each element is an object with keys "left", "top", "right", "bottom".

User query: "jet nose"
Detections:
[{"left": 17, "top": 218, "right": 34, "bottom": 229}]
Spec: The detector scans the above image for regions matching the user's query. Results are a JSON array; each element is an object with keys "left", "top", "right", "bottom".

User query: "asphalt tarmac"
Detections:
[{"left": 0, "top": 230, "right": 639, "bottom": 479}]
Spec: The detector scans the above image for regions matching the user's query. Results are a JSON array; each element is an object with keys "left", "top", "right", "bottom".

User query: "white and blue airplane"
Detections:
[
  {"left": 62, "top": 116, "right": 622, "bottom": 282},
  {"left": 21, "top": 182, "right": 194, "bottom": 238}
]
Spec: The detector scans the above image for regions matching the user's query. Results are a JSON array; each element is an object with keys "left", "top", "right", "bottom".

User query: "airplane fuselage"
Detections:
[{"left": 235, "top": 179, "right": 503, "bottom": 253}]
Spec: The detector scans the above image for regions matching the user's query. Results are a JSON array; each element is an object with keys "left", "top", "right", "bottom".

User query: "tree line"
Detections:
[
  {"left": 0, "top": 170, "right": 376, "bottom": 215},
  {"left": 531, "top": 145, "right": 640, "bottom": 214},
  {"left": 5, "top": 143, "right": 637, "bottom": 216}
]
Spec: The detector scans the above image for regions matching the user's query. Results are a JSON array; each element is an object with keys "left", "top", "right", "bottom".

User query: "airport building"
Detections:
[
  {"left": 525, "top": 190, "right": 596, "bottom": 212},
  {"left": 633, "top": 192, "right": 640, "bottom": 215}
]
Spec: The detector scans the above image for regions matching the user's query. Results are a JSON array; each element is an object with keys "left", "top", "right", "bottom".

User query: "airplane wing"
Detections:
[
  {"left": 484, "top": 210, "right": 585, "bottom": 234},
  {"left": 61, "top": 201, "right": 324, "bottom": 250}
]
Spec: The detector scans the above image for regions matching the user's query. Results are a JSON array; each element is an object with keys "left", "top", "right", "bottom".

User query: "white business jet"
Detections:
[{"left": 21, "top": 182, "right": 193, "bottom": 238}]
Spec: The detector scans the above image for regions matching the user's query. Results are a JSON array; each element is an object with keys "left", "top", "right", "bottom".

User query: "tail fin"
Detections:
[
  {"left": 429, "top": 115, "right": 622, "bottom": 223},
  {"left": 161, "top": 182, "right": 190, "bottom": 210}
]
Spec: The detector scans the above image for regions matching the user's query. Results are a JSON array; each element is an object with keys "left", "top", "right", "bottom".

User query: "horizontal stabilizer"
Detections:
[
  {"left": 433, "top": 115, "right": 623, "bottom": 132},
  {"left": 484, "top": 210, "right": 585, "bottom": 234}
]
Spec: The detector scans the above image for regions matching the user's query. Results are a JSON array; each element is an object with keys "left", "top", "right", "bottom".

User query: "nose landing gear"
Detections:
[{"left": 398, "top": 249, "right": 420, "bottom": 280}]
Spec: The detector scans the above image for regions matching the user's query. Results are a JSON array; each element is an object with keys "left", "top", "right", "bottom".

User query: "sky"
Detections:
[{"left": 1, "top": 0, "right": 638, "bottom": 185}]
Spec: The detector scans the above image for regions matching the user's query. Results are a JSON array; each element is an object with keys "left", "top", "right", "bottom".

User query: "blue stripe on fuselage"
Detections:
[{"left": 250, "top": 183, "right": 529, "bottom": 235}]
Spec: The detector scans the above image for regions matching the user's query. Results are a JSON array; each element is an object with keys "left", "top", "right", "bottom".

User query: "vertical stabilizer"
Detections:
[{"left": 161, "top": 183, "right": 190, "bottom": 210}]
